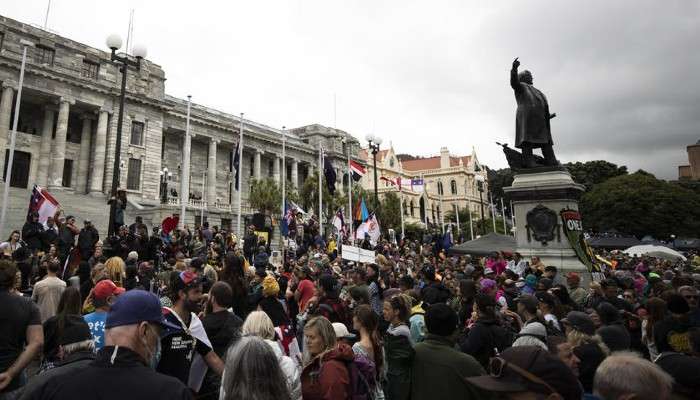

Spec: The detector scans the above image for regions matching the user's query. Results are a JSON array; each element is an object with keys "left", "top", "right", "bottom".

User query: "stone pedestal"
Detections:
[{"left": 504, "top": 168, "right": 588, "bottom": 275}]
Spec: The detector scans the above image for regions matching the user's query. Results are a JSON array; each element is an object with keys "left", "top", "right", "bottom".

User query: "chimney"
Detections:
[{"left": 440, "top": 147, "right": 450, "bottom": 169}]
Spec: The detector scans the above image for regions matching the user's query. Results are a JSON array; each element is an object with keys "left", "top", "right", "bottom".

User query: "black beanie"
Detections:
[{"left": 59, "top": 315, "right": 93, "bottom": 345}]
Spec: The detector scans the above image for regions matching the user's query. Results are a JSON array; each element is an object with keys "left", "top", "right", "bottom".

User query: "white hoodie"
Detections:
[{"left": 264, "top": 339, "right": 302, "bottom": 400}]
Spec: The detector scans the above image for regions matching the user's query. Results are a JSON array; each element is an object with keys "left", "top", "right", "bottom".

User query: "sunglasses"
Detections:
[{"left": 489, "top": 357, "right": 562, "bottom": 399}]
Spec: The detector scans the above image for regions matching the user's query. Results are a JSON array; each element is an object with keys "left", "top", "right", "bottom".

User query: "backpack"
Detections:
[{"left": 345, "top": 352, "right": 377, "bottom": 400}]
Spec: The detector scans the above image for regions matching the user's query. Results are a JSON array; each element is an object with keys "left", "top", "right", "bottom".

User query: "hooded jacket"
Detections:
[
  {"left": 265, "top": 339, "right": 302, "bottom": 400},
  {"left": 301, "top": 343, "right": 353, "bottom": 400},
  {"left": 512, "top": 322, "right": 547, "bottom": 350},
  {"left": 459, "top": 318, "right": 513, "bottom": 368},
  {"left": 596, "top": 302, "right": 631, "bottom": 352}
]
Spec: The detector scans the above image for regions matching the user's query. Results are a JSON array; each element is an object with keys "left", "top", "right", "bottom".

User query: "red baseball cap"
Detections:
[{"left": 93, "top": 280, "right": 125, "bottom": 300}]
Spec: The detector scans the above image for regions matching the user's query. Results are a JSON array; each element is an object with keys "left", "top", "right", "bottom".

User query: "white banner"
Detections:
[{"left": 341, "top": 245, "right": 375, "bottom": 263}]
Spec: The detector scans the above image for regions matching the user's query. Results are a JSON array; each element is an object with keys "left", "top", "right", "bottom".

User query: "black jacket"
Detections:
[
  {"left": 20, "top": 351, "right": 95, "bottom": 400},
  {"left": 22, "top": 221, "right": 44, "bottom": 251},
  {"left": 77, "top": 227, "right": 99, "bottom": 251},
  {"left": 32, "top": 346, "right": 192, "bottom": 400},
  {"left": 421, "top": 281, "right": 451, "bottom": 306},
  {"left": 42, "top": 227, "right": 58, "bottom": 251},
  {"left": 459, "top": 318, "right": 513, "bottom": 368}
]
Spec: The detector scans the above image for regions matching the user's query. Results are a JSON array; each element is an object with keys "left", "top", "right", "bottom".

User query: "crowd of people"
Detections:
[{"left": 1, "top": 208, "right": 700, "bottom": 400}]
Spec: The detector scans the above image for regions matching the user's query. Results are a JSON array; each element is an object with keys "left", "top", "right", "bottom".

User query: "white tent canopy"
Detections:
[{"left": 623, "top": 244, "right": 686, "bottom": 261}]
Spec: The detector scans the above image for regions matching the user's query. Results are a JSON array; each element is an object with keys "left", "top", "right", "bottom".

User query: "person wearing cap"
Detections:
[
  {"left": 19, "top": 315, "right": 96, "bottom": 400},
  {"left": 465, "top": 346, "right": 582, "bottom": 400},
  {"left": 332, "top": 322, "right": 356, "bottom": 346},
  {"left": 32, "top": 290, "right": 192, "bottom": 400},
  {"left": 595, "top": 302, "right": 631, "bottom": 352},
  {"left": 411, "top": 304, "right": 486, "bottom": 400},
  {"left": 654, "top": 327, "right": 700, "bottom": 399},
  {"left": 561, "top": 311, "right": 608, "bottom": 393},
  {"left": 83, "top": 280, "right": 125, "bottom": 351},
  {"left": 158, "top": 271, "right": 224, "bottom": 392},
  {"left": 420, "top": 264, "right": 450, "bottom": 307}
]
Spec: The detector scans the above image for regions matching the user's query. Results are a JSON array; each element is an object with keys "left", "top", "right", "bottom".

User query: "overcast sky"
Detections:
[{"left": 3, "top": 1, "right": 698, "bottom": 178}]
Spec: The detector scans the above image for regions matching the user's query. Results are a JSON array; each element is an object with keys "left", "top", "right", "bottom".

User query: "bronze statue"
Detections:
[{"left": 510, "top": 57, "right": 558, "bottom": 168}]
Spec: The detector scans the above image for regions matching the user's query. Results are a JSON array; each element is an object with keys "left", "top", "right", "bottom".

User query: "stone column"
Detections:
[
  {"left": 49, "top": 98, "right": 72, "bottom": 190},
  {"left": 291, "top": 159, "right": 298, "bottom": 188},
  {"left": 0, "top": 85, "right": 14, "bottom": 178},
  {"left": 75, "top": 116, "right": 93, "bottom": 193},
  {"left": 89, "top": 110, "right": 109, "bottom": 195},
  {"left": 36, "top": 106, "right": 55, "bottom": 187},
  {"left": 273, "top": 154, "right": 281, "bottom": 184},
  {"left": 180, "top": 131, "right": 192, "bottom": 205},
  {"left": 254, "top": 149, "right": 262, "bottom": 180},
  {"left": 207, "top": 138, "right": 219, "bottom": 205}
]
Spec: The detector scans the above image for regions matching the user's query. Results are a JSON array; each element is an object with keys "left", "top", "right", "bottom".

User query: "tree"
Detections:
[
  {"left": 379, "top": 191, "right": 401, "bottom": 234},
  {"left": 580, "top": 172, "right": 700, "bottom": 238},
  {"left": 487, "top": 168, "right": 515, "bottom": 203},
  {"left": 248, "top": 178, "right": 281, "bottom": 214},
  {"left": 565, "top": 160, "right": 628, "bottom": 191},
  {"left": 404, "top": 222, "right": 427, "bottom": 241}
]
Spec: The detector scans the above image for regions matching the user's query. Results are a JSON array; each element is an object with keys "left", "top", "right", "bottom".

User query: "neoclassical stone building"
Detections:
[
  {"left": 0, "top": 15, "right": 360, "bottom": 236},
  {"left": 360, "top": 145, "right": 489, "bottom": 230}
]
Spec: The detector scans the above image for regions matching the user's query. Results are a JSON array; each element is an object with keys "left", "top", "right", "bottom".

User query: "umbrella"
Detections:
[
  {"left": 448, "top": 232, "right": 516, "bottom": 256},
  {"left": 623, "top": 245, "right": 687, "bottom": 262}
]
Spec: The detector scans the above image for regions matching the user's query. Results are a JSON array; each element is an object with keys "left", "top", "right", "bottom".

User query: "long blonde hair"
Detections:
[
  {"left": 567, "top": 329, "right": 610, "bottom": 355},
  {"left": 104, "top": 257, "right": 125, "bottom": 287},
  {"left": 303, "top": 316, "right": 337, "bottom": 365}
]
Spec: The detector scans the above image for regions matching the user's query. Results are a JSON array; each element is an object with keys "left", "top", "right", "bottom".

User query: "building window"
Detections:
[
  {"left": 81, "top": 60, "right": 99, "bottom": 80},
  {"left": 0, "top": 32, "right": 4, "bottom": 51},
  {"left": 437, "top": 181, "right": 444, "bottom": 196},
  {"left": 130, "top": 121, "right": 144, "bottom": 146},
  {"left": 451, "top": 180, "right": 457, "bottom": 195},
  {"left": 126, "top": 158, "right": 142, "bottom": 190},
  {"left": 249, "top": 156, "right": 254, "bottom": 177},
  {"left": 34, "top": 45, "right": 55, "bottom": 66},
  {"left": 268, "top": 160, "right": 274, "bottom": 177},
  {"left": 62, "top": 159, "right": 73, "bottom": 187},
  {"left": 410, "top": 201, "right": 415, "bottom": 217}
]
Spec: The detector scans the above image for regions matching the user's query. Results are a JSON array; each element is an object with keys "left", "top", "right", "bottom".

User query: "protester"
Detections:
[
  {"left": 240, "top": 311, "right": 301, "bottom": 399},
  {"left": 382, "top": 294, "right": 414, "bottom": 400},
  {"left": 596, "top": 302, "right": 632, "bottom": 352},
  {"left": 594, "top": 352, "right": 673, "bottom": 400},
  {"left": 220, "top": 336, "right": 292, "bottom": 400},
  {"left": 459, "top": 293, "right": 513, "bottom": 368},
  {"left": 19, "top": 315, "right": 95, "bottom": 400},
  {"left": 0, "top": 260, "right": 43, "bottom": 398},
  {"left": 411, "top": 303, "right": 486, "bottom": 399},
  {"left": 31, "top": 260, "right": 66, "bottom": 323},
  {"left": 562, "top": 311, "right": 609, "bottom": 394},
  {"left": 352, "top": 304, "right": 385, "bottom": 400},
  {"left": 40, "top": 287, "right": 82, "bottom": 372},
  {"left": 301, "top": 316, "right": 352, "bottom": 400},
  {"left": 83, "top": 280, "right": 125, "bottom": 351}
]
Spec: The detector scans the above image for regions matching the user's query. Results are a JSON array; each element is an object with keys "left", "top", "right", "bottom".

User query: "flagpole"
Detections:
[
  {"left": 439, "top": 193, "right": 445, "bottom": 235},
  {"left": 510, "top": 200, "right": 516, "bottom": 237},
  {"left": 179, "top": 95, "right": 192, "bottom": 230},
  {"left": 398, "top": 185, "right": 404, "bottom": 240},
  {"left": 467, "top": 196, "right": 474, "bottom": 240},
  {"left": 281, "top": 127, "right": 286, "bottom": 232},
  {"left": 236, "top": 113, "right": 244, "bottom": 239},
  {"left": 346, "top": 140, "right": 353, "bottom": 244},
  {"left": 318, "top": 143, "right": 322, "bottom": 232},
  {"left": 488, "top": 191, "right": 496, "bottom": 233},
  {"left": 500, "top": 197, "right": 507, "bottom": 234},
  {"left": 0, "top": 41, "right": 30, "bottom": 237},
  {"left": 455, "top": 202, "right": 461, "bottom": 236},
  {"left": 201, "top": 170, "right": 205, "bottom": 226}
]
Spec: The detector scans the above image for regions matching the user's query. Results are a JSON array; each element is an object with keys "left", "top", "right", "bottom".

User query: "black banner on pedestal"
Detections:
[{"left": 560, "top": 209, "right": 603, "bottom": 281}]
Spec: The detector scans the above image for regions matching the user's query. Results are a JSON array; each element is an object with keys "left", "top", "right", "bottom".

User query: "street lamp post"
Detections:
[
  {"left": 105, "top": 34, "right": 146, "bottom": 237},
  {"left": 475, "top": 174, "right": 486, "bottom": 235},
  {"left": 365, "top": 134, "right": 382, "bottom": 211},
  {"left": 159, "top": 167, "right": 172, "bottom": 204}
]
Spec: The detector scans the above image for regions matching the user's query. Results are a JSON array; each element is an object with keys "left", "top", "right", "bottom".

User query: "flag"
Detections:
[
  {"left": 380, "top": 176, "right": 397, "bottom": 186},
  {"left": 28, "top": 185, "right": 60, "bottom": 224},
  {"left": 324, "top": 157, "right": 336, "bottom": 195},
  {"left": 332, "top": 208, "right": 345, "bottom": 234},
  {"left": 280, "top": 201, "right": 294, "bottom": 237},
  {"left": 289, "top": 200, "right": 306, "bottom": 215},
  {"left": 442, "top": 231, "right": 453, "bottom": 251},
  {"left": 356, "top": 213, "right": 380, "bottom": 244},
  {"left": 233, "top": 141, "right": 240, "bottom": 189},
  {"left": 349, "top": 160, "right": 366, "bottom": 181},
  {"left": 410, "top": 178, "right": 424, "bottom": 193},
  {"left": 360, "top": 198, "right": 369, "bottom": 222}
]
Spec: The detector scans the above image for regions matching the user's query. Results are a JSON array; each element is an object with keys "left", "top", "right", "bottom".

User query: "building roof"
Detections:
[
  {"left": 359, "top": 149, "right": 389, "bottom": 163},
  {"left": 401, "top": 155, "right": 472, "bottom": 171}
]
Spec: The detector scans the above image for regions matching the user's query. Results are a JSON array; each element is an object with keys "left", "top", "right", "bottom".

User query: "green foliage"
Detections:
[
  {"left": 379, "top": 192, "right": 402, "bottom": 233},
  {"left": 249, "top": 178, "right": 281, "bottom": 214},
  {"left": 298, "top": 175, "right": 366, "bottom": 221},
  {"left": 403, "top": 222, "right": 427, "bottom": 240},
  {"left": 580, "top": 172, "right": 700, "bottom": 238},
  {"left": 565, "top": 160, "right": 628, "bottom": 191}
]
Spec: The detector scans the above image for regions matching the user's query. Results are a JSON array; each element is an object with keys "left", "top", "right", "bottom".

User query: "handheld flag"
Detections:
[
  {"left": 332, "top": 208, "right": 345, "bottom": 235},
  {"left": 28, "top": 185, "right": 60, "bottom": 224},
  {"left": 324, "top": 157, "right": 337, "bottom": 195},
  {"left": 360, "top": 198, "right": 369, "bottom": 222},
  {"left": 349, "top": 160, "right": 366, "bottom": 181},
  {"left": 280, "top": 201, "right": 293, "bottom": 237},
  {"left": 233, "top": 141, "right": 241, "bottom": 189}
]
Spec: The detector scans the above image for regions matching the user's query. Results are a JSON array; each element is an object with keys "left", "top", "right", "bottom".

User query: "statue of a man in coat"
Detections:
[{"left": 511, "top": 57, "right": 558, "bottom": 168}]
